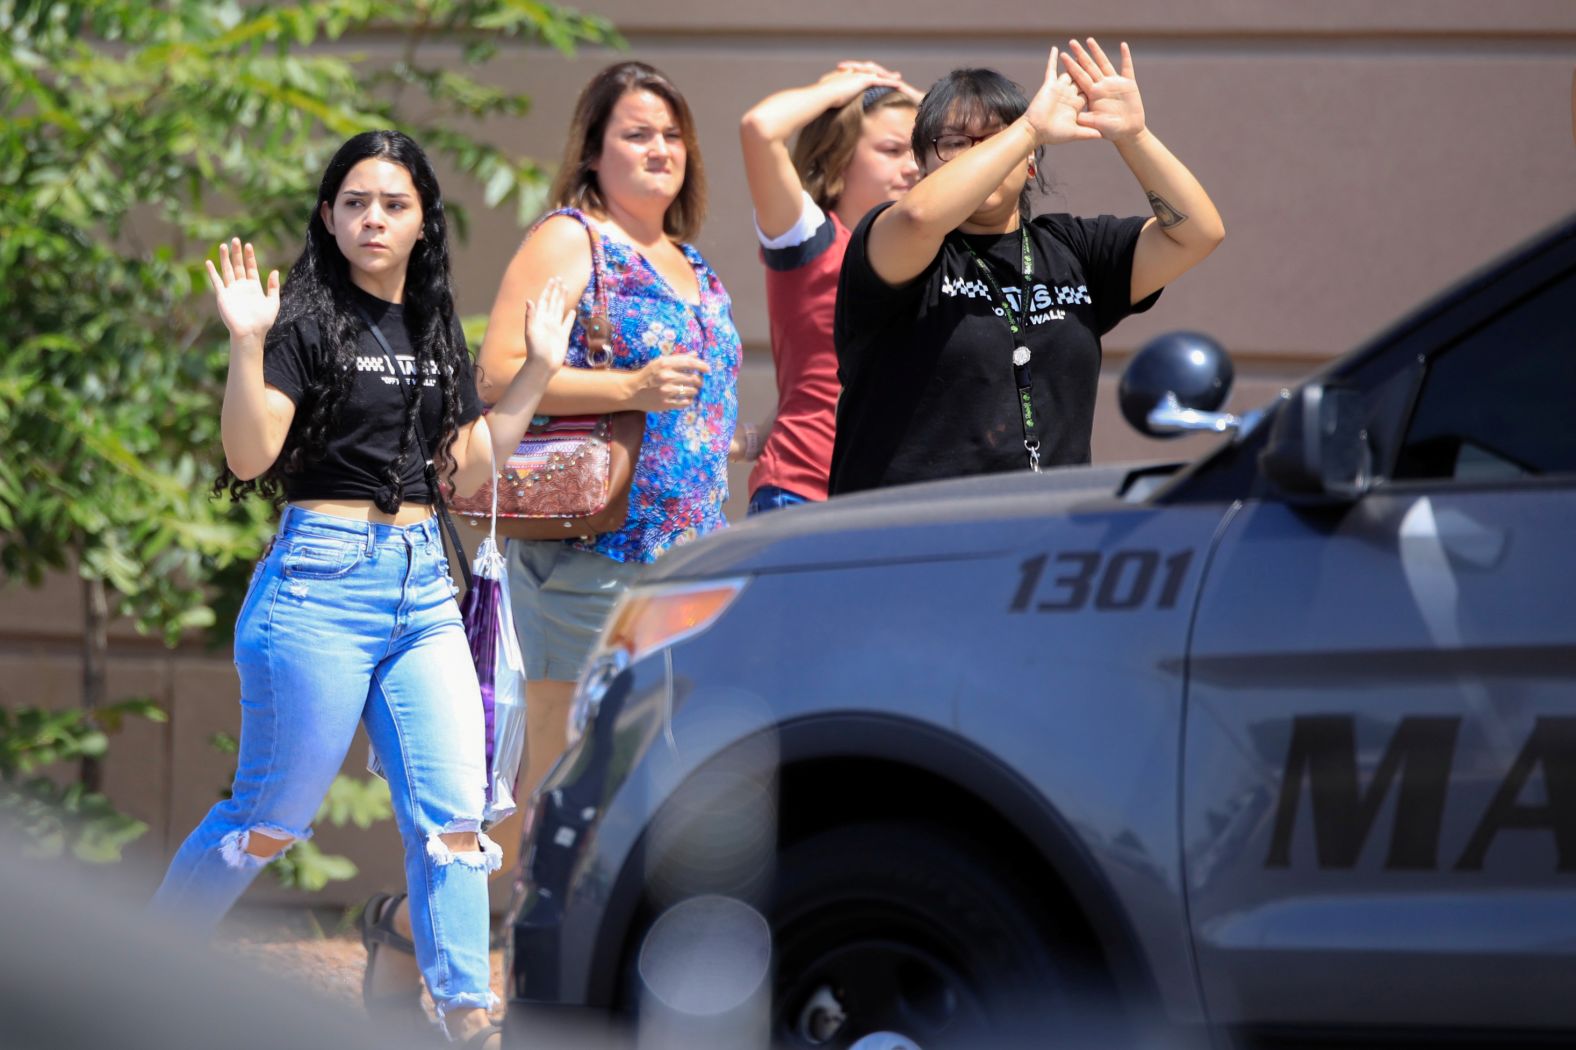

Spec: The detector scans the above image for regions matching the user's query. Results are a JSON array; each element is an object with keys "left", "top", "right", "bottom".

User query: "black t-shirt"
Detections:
[
  {"left": 830, "top": 203, "right": 1159, "bottom": 495},
  {"left": 262, "top": 286, "right": 484, "bottom": 505}
]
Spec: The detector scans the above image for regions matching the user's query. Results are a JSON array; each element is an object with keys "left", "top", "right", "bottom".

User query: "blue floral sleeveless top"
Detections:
[{"left": 542, "top": 208, "right": 740, "bottom": 564}]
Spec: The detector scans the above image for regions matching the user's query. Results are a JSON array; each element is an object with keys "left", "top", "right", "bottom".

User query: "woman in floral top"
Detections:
[
  {"left": 555, "top": 220, "right": 739, "bottom": 562},
  {"left": 357, "top": 64, "right": 740, "bottom": 1030},
  {"left": 477, "top": 60, "right": 739, "bottom": 801}
]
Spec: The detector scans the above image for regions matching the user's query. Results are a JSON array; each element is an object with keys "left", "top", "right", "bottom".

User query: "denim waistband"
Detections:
[{"left": 279, "top": 504, "right": 443, "bottom": 549}]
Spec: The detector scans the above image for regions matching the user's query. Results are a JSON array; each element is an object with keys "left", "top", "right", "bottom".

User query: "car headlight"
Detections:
[{"left": 568, "top": 577, "right": 749, "bottom": 746}]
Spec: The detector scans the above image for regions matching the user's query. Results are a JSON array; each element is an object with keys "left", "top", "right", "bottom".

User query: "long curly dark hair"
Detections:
[{"left": 213, "top": 130, "right": 465, "bottom": 514}]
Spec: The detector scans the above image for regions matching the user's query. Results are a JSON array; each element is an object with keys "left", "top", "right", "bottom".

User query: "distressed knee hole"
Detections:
[
  {"left": 219, "top": 824, "right": 310, "bottom": 869},
  {"left": 440, "top": 831, "right": 480, "bottom": 854},
  {"left": 426, "top": 819, "right": 501, "bottom": 873}
]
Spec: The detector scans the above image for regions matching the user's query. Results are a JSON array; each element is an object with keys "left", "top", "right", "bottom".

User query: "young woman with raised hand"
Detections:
[
  {"left": 354, "top": 64, "right": 742, "bottom": 1031},
  {"left": 829, "top": 39, "right": 1224, "bottom": 494},
  {"left": 149, "top": 129, "right": 571, "bottom": 1050},
  {"left": 735, "top": 61, "right": 922, "bottom": 512}
]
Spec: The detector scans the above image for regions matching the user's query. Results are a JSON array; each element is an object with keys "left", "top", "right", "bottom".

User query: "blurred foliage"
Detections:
[
  {"left": 0, "top": 699, "right": 167, "bottom": 861},
  {"left": 0, "top": 0, "right": 620, "bottom": 647}
]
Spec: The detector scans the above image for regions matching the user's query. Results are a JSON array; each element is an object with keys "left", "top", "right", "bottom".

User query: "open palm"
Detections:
[
  {"left": 523, "top": 277, "right": 574, "bottom": 375},
  {"left": 820, "top": 63, "right": 907, "bottom": 108},
  {"left": 1025, "top": 46, "right": 1102, "bottom": 147},
  {"left": 1062, "top": 38, "right": 1146, "bottom": 143},
  {"left": 206, "top": 237, "right": 280, "bottom": 341}
]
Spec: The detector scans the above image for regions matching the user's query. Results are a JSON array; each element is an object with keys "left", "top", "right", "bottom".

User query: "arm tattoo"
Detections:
[{"left": 1146, "top": 191, "right": 1188, "bottom": 229}]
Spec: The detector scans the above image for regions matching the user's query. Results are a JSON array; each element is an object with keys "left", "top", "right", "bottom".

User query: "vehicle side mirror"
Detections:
[
  {"left": 1119, "top": 331, "right": 1238, "bottom": 438},
  {"left": 1258, "top": 383, "right": 1372, "bottom": 504}
]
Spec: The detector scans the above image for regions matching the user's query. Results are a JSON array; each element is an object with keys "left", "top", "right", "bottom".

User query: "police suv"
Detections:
[{"left": 504, "top": 214, "right": 1576, "bottom": 1050}]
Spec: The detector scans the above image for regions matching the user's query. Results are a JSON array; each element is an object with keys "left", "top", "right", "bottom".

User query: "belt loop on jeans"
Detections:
[{"left": 363, "top": 519, "right": 375, "bottom": 556}]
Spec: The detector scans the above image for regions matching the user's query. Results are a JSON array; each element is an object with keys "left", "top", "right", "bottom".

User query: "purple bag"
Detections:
[
  {"left": 459, "top": 437, "right": 527, "bottom": 823},
  {"left": 459, "top": 529, "right": 526, "bottom": 824}
]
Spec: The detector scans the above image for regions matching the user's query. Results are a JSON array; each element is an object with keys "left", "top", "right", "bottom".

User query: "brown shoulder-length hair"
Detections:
[
  {"left": 792, "top": 88, "right": 916, "bottom": 213},
  {"left": 548, "top": 61, "right": 706, "bottom": 241}
]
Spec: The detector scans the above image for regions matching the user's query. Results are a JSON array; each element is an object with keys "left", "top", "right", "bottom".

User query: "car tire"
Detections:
[{"left": 769, "top": 821, "right": 1116, "bottom": 1050}]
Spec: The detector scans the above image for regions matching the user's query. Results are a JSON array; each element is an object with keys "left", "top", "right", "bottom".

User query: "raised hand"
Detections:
[
  {"left": 521, "top": 276, "right": 574, "bottom": 376},
  {"left": 1062, "top": 38, "right": 1146, "bottom": 144},
  {"left": 205, "top": 237, "right": 280, "bottom": 342},
  {"left": 1024, "top": 46, "right": 1103, "bottom": 147},
  {"left": 829, "top": 60, "right": 901, "bottom": 79},
  {"left": 817, "top": 61, "right": 906, "bottom": 109}
]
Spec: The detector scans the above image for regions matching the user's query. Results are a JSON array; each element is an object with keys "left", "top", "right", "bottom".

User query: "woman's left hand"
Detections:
[
  {"left": 1061, "top": 38, "right": 1146, "bottom": 144},
  {"left": 830, "top": 60, "right": 926, "bottom": 106},
  {"left": 522, "top": 276, "right": 574, "bottom": 376}
]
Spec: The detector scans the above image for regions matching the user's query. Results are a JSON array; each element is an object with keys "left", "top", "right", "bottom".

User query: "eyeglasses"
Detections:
[{"left": 931, "top": 128, "right": 1005, "bottom": 162}]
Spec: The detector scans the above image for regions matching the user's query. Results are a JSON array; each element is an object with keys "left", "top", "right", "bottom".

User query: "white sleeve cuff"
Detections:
[{"left": 754, "top": 191, "right": 827, "bottom": 250}]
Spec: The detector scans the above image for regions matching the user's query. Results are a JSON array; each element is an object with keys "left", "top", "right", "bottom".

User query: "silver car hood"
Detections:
[{"left": 651, "top": 461, "right": 1180, "bottom": 580}]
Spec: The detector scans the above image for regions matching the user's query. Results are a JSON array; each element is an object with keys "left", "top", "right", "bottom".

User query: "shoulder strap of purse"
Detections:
[
  {"left": 543, "top": 208, "right": 613, "bottom": 369},
  {"left": 355, "top": 304, "right": 475, "bottom": 592}
]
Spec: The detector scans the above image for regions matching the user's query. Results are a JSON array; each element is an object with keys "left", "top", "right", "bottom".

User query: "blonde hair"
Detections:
[{"left": 792, "top": 89, "right": 915, "bottom": 213}]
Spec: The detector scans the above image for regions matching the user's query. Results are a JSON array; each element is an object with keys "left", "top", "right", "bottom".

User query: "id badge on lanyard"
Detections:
[{"left": 958, "top": 225, "right": 1042, "bottom": 472}]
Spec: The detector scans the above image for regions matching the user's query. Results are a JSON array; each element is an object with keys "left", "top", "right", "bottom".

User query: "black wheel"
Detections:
[{"left": 770, "top": 822, "right": 1111, "bottom": 1050}]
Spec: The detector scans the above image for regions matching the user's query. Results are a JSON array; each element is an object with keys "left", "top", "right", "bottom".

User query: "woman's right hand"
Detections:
[
  {"left": 626, "top": 352, "right": 710, "bottom": 412},
  {"left": 817, "top": 62, "right": 906, "bottom": 108},
  {"left": 522, "top": 276, "right": 574, "bottom": 377},
  {"left": 205, "top": 237, "right": 280, "bottom": 344},
  {"left": 1023, "top": 46, "right": 1103, "bottom": 147}
]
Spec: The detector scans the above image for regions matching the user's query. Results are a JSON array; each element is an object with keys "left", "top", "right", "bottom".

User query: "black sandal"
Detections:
[
  {"left": 359, "top": 891, "right": 428, "bottom": 1023},
  {"left": 457, "top": 1022, "right": 502, "bottom": 1049}
]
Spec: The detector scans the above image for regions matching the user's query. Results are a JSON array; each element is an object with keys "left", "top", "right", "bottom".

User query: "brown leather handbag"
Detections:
[{"left": 452, "top": 216, "right": 645, "bottom": 541}]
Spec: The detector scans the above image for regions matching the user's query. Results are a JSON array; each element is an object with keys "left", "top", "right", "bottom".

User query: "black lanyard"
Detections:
[{"left": 957, "top": 225, "right": 1042, "bottom": 472}]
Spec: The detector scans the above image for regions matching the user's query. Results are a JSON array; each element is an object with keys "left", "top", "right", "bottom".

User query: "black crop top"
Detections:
[{"left": 261, "top": 286, "right": 484, "bottom": 505}]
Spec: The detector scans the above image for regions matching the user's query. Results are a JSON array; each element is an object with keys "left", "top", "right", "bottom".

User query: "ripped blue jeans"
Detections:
[{"left": 150, "top": 506, "right": 497, "bottom": 1016}]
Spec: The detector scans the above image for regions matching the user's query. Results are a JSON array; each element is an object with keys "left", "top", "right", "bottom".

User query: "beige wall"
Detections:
[
  {"left": 4, "top": 3, "right": 1573, "bottom": 904},
  {"left": 435, "top": 0, "right": 1575, "bottom": 468}
]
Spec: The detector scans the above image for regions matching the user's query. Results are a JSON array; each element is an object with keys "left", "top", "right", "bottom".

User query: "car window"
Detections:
[{"left": 1393, "top": 268, "right": 1576, "bottom": 482}]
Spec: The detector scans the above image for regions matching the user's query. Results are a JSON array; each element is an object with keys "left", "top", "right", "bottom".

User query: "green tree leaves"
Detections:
[
  {"left": 0, "top": 0, "right": 617, "bottom": 877},
  {"left": 0, "top": 699, "right": 168, "bottom": 862},
  {"left": 0, "top": 0, "right": 618, "bottom": 643}
]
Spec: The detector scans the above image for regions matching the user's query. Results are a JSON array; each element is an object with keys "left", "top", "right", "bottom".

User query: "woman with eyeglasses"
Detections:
[
  {"left": 829, "top": 39, "right": 1224, "bottom": 494},
  {"left": 735, "top": 61, "right": 922, "bottom": 512}
]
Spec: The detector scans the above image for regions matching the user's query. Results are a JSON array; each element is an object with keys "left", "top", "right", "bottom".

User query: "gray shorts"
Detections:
[{"left": 506, "top": 540, "right": 644, "bottom": 682}]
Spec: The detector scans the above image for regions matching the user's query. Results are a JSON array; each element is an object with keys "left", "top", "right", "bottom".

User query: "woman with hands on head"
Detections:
[
  {"left": 734, "top": 60, "right": 922, "bottom": 512},
  {"left": 829, "top": 38, "right": 1225, "bottom": 495},
  {"left": 150, "top": 130, "right": 571, "bottom": 1050},
  {"left": 474, "top": 60, "right": 741, "bottom": 822}
]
